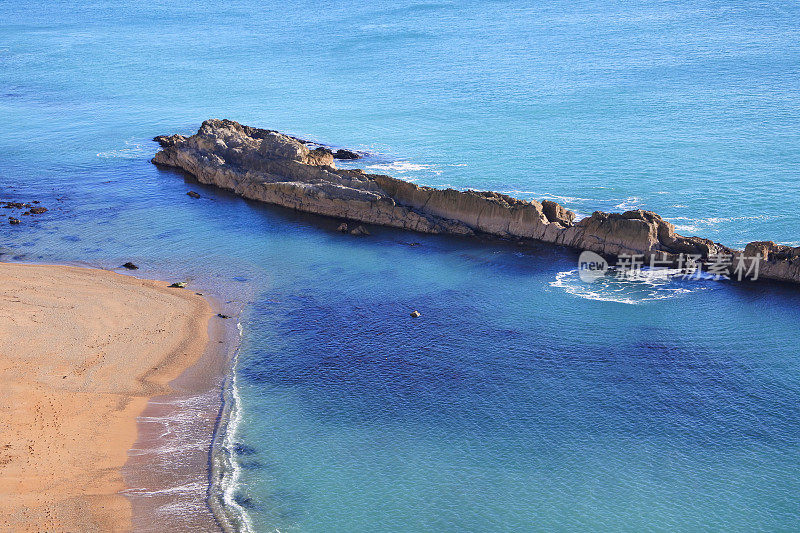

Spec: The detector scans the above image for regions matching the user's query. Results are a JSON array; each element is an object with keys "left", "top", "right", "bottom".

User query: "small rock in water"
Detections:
[
  {"left": 337, "top": 222, "right": 349, "bottom": 233},
  {"left": 169, "top": 281, "right": 187, "bottom": 288},
  {"left": 350, "top": 225, "right": 370, "bottom": 236},
  {"left": 217, "top": 313, "right": 231, "bottom": 319},
  {"left": 29, "top": 207, "right": 48, "bottom": 214},
  {"left": 8, "top": 217, "right": 20, "bottom": 225},
  {"left": 333, "top": 149, "right": 361, "bottom": 160},
  {"left": 187, "top": 191, "right": 201, "bottom": 199},
  {"left": 121, "top": 262, "right": 138, "bottom": 270},
  {"left": 410, "top": 310, "right": 421, "bottom": 318}
]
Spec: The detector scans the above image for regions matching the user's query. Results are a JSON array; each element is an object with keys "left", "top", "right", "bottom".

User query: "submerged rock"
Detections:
[
  {"left": 150, "top": 119, "right": 799, "bottom": 285},
  {"left": 8, "top": 217, "right": 20, "bottom": 225},
  {"left": 169, "top": 281, "right": 187, "bottom": 288},
  {"left": 350, "top": 225, "right": 370, "bottom": 236},
  {"left": 29, "top": 207, "right": 47, "bottom": 214},
  {"left": 121, "top": 262, "right": 139, "bottom": 270},
  {"left": 410, "top": 310, "right": 421, "bottom": 318},
  {"left": 187, "top": 191, "right": 201, "bottom": 199},
  {"left": 337, "top": 222, "right": 349, "bottom": 233}
]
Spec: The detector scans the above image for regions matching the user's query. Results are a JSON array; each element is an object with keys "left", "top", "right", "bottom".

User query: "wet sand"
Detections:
[{"left": 0, "top": 263, "right": 213, "bottom": 532}]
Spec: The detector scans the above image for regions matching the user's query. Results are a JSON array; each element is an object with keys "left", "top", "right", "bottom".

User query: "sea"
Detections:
[{"left": 2, "top": 0, "right": 800, "bottom": 530}]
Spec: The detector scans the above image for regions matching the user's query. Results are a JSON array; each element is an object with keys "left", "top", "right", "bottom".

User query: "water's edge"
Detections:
[{"left": 208, "top": 320, "right": 251, "bottom": 533}]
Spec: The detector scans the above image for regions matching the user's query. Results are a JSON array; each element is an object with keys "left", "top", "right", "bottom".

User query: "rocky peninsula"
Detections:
[{"left": 153, "top": 119, "right": 800, "bottom": 285}]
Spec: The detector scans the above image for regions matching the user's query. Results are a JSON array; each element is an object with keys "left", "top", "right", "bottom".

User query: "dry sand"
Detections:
[{"left": 0, "top": 263, "right": 213, "bottom": 532}]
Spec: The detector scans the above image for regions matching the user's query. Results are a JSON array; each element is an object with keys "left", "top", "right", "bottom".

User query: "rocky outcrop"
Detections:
[
  {"left": 334, "top": 149, "right": 361, "bottom": 160},
  {"left": 743, "top": 242, "right": 800, "bottom": 284},
  {"left": 152, "top": 119, "right": 800, "bottom": 284}
]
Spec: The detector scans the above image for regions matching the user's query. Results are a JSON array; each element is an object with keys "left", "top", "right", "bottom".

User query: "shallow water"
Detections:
[{"left": 2, "top": 0, "right": 800, "bottom": 530}]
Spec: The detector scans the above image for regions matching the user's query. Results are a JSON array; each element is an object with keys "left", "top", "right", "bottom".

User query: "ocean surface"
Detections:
[{"left": 2, "top": 0, "right": 800, "bottom": 530}]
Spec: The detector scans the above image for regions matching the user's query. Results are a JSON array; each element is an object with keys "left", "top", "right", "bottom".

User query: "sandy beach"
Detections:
[{"left": 0, "top": 263, "right": 213, "bottom": 532}]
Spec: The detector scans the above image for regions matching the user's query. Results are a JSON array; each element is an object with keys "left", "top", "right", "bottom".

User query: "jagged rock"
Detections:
[
  {"left": 169, "top": 281, "right": 187, "bottom": 288},
  {"left": 257, "top": 131, "right": 309, "bottom": 161},
  {"left": 8, "top": 217, "right": 19, "bottom": 225},
  {"left": 187, "top": 191, "right": 201, "bottom": 199},
  {"left": 337, "top": 222, "right": 349, "bottom": 232},
  {"left": 29, "top": 207, "right": 47, "bottom": 214},
  {"left": 154, "top": 134, "right": 186, "bottom": 147},
  {"left": 150, "top": 119, "right": 798, "bottom": 285},
  {"left": 410, "top": 310, "right": 421, "bottom": 318},
  {"left": 743, "top": 241, "right": 800, "bottom": 283},
  {"left": 121, "top": 262, "right": 138, "bottom": 270},
  {"left": 334, "top": 149, "right": 360, "bottom": 160},
  {"left": 542, "top": 200, "right": 575, "bottom": 226},
  {"left": 350, "top": 225, "right": 370, "bottom": 236},
  {"left": 307, "top": 147, "right": 335, "bottom": 167}
]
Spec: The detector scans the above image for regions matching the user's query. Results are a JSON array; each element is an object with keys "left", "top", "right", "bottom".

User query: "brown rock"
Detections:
[
  {"left": 350, "top": 225, "right": 370, "bottom": 236},
  {"left": 333, "top": 149, "right": 360, "bottom": 160},
  {"left": 542, "top": 200, "right": 575, "bottom": 226},
  {"left": 148, "top": 119, "right": 799, "bottom": 284}
]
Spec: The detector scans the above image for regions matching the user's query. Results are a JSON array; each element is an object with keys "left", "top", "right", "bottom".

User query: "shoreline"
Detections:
[
  {"left": 207, "top": 320, "right": 252, "bottom": 533},
  {"left": 122, "top": 290, "right": 242, "bottom": 533},
  {"left": 0, "top": 261, "right": 238, "bottom": 532}
]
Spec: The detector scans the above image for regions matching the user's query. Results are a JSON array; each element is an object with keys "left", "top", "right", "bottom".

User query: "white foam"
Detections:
[
  {"left": 218, "top": 320, "right": 256, "bottom": 533},
  {"left": 366, "top": 161, "right": 431, "bottom": 172},
  {"left": 664, "top": 214, "right": 774, "bottom": 234},
  {"left": 123, "top": 481, "right": 207, "bottom": 497},
  {"left": 97, "top": 139, "right": 148, "bottom": 159},
  {"left": 502, "top": 190, "right": 596, "bottom": 204},
  {"left": 550, "top": 268, "right": 710, "bottom": 305},
  {"left": 614, "top": 196, "right": 642, "bottom": 210}
]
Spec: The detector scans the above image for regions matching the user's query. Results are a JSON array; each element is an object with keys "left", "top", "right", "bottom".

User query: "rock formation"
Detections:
[{"left": 152, "top": 119, "right": 800, "bottom": 285}]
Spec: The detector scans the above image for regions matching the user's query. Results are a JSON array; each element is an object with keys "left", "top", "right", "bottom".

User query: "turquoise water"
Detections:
[{"left": 3, "top": 1, "right": 800, "bottom": 530}]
